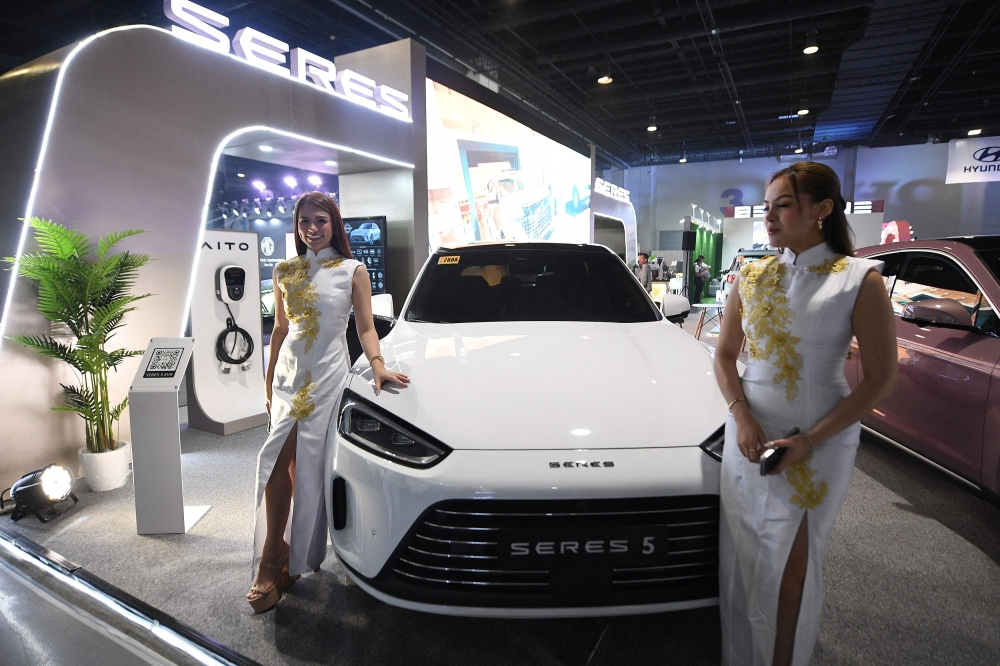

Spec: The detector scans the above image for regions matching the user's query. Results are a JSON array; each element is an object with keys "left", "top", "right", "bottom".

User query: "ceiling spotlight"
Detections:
[
  {"left": 647, "top": 116, "right": 657, "bottom": 132},
  {"left": 307, "top": 175, "right": 323, "bottom": 186},
  {"left": 284, "top": 176, "right": 298, "bottom": 188},
  {"left": 968, "top": 128, "right": 982, "bottom": 136},
  {"left": 2, "top": 465, "right": 78, "bottom": 522},
  {"left": 236, "top": 173, "right": 245, "bottom": 178},
  {"left": 324, "top": 160, "right": 338, "bottom": 166},
  {"left": 803, "top": 30, "right": 818, "bottom": 55},
  {"left": 259, "top": 145, "right": 274, "bottom": 152},
  {"left": 252, "top": 180, "right": 266, "bottom": 192},
  {"left": 597, "top": 64, "right": 613, "bottom": 85}
]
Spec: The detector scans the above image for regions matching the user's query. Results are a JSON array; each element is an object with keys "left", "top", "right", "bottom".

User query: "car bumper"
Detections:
[{"left": 326, "top": 438, "right": 722, "bottom": 617}]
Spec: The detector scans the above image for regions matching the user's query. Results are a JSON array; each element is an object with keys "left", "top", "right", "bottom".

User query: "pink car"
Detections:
[{"left": 851, "top": 238, "right": 1000, "bottom": 498}]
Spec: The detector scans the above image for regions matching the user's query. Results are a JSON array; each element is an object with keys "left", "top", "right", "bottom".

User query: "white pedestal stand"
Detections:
[{"left": 129, "top": 337, "right": 209, "bottom": 534}]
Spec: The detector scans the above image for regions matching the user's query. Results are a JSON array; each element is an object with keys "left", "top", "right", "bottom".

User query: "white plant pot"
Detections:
[{"left": 79, "top": 442, "right": 132, "bottom": 492}]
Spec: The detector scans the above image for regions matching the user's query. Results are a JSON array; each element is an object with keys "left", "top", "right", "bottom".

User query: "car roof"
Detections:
[
  {"left": 942, "top": 235, "right": 1000, "bottom": 251},
  {"left": 436, "top": 241, "right": 615, "bottom": 255}
]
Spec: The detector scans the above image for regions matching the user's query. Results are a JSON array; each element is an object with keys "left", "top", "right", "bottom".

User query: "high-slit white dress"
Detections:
[
  {"left": 719, "top": 243, "right": 882, "bottom": 665},
  {"left": 253, "top": 247, "right": 361, "bottom": 578}
]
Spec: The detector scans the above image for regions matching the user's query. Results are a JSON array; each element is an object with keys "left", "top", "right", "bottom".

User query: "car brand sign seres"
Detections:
[
  {"left": 947, "top": 136, "right": 1000, "bottom": 183},
  {"left": 164, "top": 0, "right": 410, "bottom": 121}
]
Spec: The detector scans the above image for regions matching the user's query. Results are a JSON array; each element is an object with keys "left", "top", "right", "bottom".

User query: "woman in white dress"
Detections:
[
  {"left": 247, "top": 192, "right": 409, "bottom": 613},
  {"left": 714, "top": 162, "right": 897, "bottom": 665}
]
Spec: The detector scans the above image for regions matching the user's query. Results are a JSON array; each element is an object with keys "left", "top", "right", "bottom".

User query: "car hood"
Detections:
[{"left": 346, "top": 319, "right": 727, "bottom": 450}]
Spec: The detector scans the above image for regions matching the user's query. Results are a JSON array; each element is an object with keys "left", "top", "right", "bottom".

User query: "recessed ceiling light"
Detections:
[
  {"left": 259, "top": 145, "right": 273, "bottom": 152},
  {"left": 968, "top": 128, "right": 982, "bottom": 136},
  {"left": 324, "top": 160, "right": 338, "bottom": 166},
  {"left": 236, "top": 173, "right": 245, "bottom": 177}
]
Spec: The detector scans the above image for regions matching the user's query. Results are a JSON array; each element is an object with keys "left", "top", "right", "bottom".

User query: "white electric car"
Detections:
[{"left": 326, "top": 242, "right": 727, "bottom": 617}]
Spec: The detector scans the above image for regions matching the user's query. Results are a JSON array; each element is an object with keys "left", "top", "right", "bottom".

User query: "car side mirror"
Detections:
[
  {"left": 901, "top": 298, "right": 974, "bottom": 329},
  {"left": 660, "top": 294, "right": 690, "bottom": 324}
]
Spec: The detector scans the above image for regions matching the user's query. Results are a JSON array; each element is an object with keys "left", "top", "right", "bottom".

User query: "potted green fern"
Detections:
[{"left": 5, "top": 218, "right": 151, "bottom": 491}]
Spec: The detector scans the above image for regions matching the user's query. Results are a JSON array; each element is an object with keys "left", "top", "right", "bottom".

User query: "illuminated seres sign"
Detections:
[
  {"left": 727, "top": 200, "right": 884, "bottom": 218},
  {"left": 163, "top": 0, "right": 410, "bottom": 120},
  {"left": 594, "top": 177, "right": 630, "bottom": 203}
]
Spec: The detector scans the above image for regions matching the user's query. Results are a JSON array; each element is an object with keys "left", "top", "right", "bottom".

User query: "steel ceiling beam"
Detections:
[
  {"left": 535, "top": 0, "right": 869, "bottom": 64},
  {"left": 585, "top": 65, "right": 840, "bottom": 108}
]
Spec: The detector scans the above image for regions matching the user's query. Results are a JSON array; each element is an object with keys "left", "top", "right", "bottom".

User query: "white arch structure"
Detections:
[{"left": 0, "top": 26, "right": 426, "bottom": 487}]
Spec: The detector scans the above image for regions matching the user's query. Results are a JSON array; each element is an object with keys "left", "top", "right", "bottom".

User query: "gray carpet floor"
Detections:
[{"left": 6, "top": 418, "right": 1000, "bottom": 665}]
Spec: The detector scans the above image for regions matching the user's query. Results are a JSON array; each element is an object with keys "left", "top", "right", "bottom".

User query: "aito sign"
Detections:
[{"left": 164, "top": 0, "right": 410, "bottom": 121}]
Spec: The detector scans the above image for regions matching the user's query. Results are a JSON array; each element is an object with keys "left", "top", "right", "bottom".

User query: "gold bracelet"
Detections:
[
  {"left": 727, "top": 397, "right": 746, "bottom": 412},
  {"left": 369, "top": 355, "right": 385, "bottom": 367}
]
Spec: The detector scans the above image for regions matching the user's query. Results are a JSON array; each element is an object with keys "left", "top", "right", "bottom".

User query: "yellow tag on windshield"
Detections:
[{"left": 438, "top": 255, "right": 460, "bottom": 265}]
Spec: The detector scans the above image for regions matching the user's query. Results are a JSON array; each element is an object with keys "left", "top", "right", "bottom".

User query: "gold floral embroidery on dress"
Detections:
[
  {"left": 806, "top": 255, "right": 849, "bottom": 275},
  {"left": 321, "top": 257, "right": 345, "bottom": 270},
  {"left": 288, "top": 371, "right": 316, "bottom": 421},
  {"left": 786, "top": 456, "right": 828, "bottom": 509},
  {"left": 276, "top": 257, "right": 320, "bottom": 354},
  {"left": 739, "top": 256, "right": 803, "bottom": 401}
]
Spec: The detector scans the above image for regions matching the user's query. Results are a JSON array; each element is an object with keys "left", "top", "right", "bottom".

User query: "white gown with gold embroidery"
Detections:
[
  {"left": 719, "top": 243, "right": 882, "bottom": 666},
  {"left": 253, "top": 247, "right": 362, "bottom": 577}
]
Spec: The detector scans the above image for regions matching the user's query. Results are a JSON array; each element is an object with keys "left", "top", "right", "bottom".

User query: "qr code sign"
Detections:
[{"left": 144, "top": 348, "right": 184, "bottom": 378}]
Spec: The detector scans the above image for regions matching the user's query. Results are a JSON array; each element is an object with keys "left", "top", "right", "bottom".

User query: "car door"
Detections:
[{"left": 867, "top": 251, "right": 1000, "bottom": 481}]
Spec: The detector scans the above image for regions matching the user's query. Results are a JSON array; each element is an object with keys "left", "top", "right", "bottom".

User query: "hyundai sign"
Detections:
[{"left": 946, "top": 136, "right": 1000, "bottom": 184}]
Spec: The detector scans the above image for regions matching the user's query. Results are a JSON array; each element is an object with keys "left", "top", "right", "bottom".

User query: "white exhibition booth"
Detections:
[
  {"left": 0, "top": 3, "right": 623, "bottom": 493},
  {"left": 0, "top": 14, "right": 429, "bottom": 490}
]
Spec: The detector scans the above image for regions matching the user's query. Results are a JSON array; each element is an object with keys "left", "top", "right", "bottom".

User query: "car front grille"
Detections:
[{"left": 358, "top": 495, "right": 719, "bottom": 609}]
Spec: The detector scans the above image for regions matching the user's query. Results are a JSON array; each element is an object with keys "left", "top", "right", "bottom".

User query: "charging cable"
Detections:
[{"left": 216, "top": 302, "right": 254, "bottom": 371}]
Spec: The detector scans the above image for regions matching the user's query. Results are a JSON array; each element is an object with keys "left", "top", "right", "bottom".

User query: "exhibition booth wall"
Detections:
[
  {"left": 0, "top": 25, "right": 427, "bottom": 490},
  {"left": 603, "top": 142, "right": 1000, "bottom": 257}
]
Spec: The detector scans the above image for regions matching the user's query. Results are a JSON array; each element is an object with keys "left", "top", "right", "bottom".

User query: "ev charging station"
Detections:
[{"left": 186, "top": 229, "right": 267, "bottom": 435}]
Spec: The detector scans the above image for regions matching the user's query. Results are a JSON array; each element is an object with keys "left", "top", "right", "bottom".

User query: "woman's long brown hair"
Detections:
[
  {"left": 292, "top": 191, "right": 353, "bottom": 259},
  {"left": 768, "top": 161, "right": 854, "bottom": 256}
]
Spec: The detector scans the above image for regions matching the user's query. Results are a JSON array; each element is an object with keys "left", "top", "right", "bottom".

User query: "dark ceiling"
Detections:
[{"left": 2, "top": 0, "right": 998, "bottom": 168}]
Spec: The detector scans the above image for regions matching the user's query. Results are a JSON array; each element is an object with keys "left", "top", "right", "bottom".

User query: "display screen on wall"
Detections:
[
  {"left": 208, "top": 155, "right": 339, "bottom": 319},
  {"left": 425, "top": 80, "right": 591, "bottom": 251},
  {"left": 345, "top": 217, "right": 387, "bottom": 295}
]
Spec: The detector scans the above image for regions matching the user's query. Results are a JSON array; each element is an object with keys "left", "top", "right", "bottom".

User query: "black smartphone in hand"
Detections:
[{"left": 759, "top": 427, "right": 800, "bottom": 476}]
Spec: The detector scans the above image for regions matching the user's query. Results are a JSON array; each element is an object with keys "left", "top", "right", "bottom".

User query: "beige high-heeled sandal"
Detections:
[{"left": 247, "top": 561, "right": 283, "bottom": 614}]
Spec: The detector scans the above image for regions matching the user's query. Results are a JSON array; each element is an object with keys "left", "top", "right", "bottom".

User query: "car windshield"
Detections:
[
  {"left": 498, "top": 179, "right": 523, "bottom": 196},
  {"left": 974, "top": 249, "right": 1000, "bottom": 285},
  {"left": 405, "top": 247, "right": 660, "bottom": 323}
]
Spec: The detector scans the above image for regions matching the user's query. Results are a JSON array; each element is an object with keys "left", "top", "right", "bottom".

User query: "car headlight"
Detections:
[
  {"left": 338, "top": 390, "right": 451, "bottom": 468},
  {"left": 699, "top": 424, "right": 725, "bottom": 462}
]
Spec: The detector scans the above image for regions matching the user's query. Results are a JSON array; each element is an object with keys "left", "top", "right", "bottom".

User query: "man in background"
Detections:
[
  {"left": 634, "top": 252, "right": 652, "bottom": 292},
  {"left": 692, "top": 254, "right": 711, "bottom": 304}
]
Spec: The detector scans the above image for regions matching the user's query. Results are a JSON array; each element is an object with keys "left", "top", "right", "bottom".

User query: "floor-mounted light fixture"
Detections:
[
  {"left": 597, "top": 63, "right": 613, "bottom": 85},
  {"left": 647, "top": 115, "right": 657, "bottom": 132},
  {"left": 803, "top": 30, "right": 818, "bottom": 55},
  {"left": 1, "top": 465, "right": 78, "bottom": 523}
]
